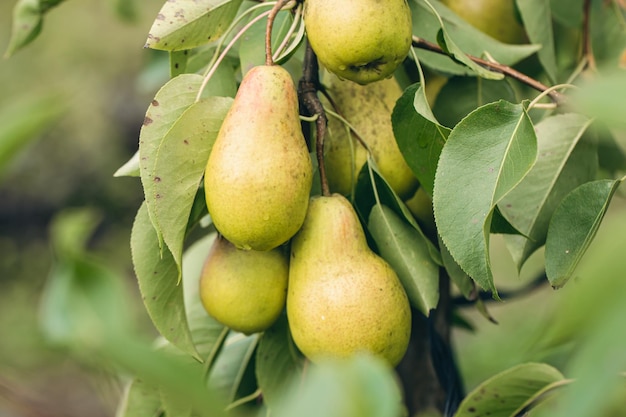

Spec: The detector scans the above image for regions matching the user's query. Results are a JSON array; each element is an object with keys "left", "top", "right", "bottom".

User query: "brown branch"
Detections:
[
  {"left": 412, "top": 36, "right": 566, "bottom": 104},
  {"left": 582, "top": 0, "right": 596, "bottom": 70},
  {"left": 265, "top": 0, "right": 291, "bottom": 66},
  {"left": 298, "top": 41, "right": 330, "bottom": 196}
]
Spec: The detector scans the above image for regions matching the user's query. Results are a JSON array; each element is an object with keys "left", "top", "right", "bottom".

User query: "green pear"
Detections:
[
  {"left": 304, "top": 0, "right": 412, "bottom": 85},
  {"left": 204, "top": 65, "right": 313, "bottom": 251},
  {"left": 441, "top": 0, "right": 527, "bottom": 44},
  {"left": 323, "top": 73, "right": 418, "bottom": 199},
  {"left": 199, "top": 235, "right": 288, "bottom": 334},
  {"left": 287, "top": 194, "right": 411, "bottom": 366}
]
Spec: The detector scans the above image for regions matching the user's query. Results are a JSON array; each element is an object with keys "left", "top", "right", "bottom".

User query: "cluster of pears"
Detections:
[{"left": 200, "top": 68, "right": 411, "bottom": 365}]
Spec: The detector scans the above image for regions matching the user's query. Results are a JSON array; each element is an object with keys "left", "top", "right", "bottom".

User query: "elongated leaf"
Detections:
[
  {"left": 170, "top": 50, "right": 189, "bottom": 77},
  {"left": 255, "top": 315, "right": 304, "bottom": 413},
  {"left": 500, "top": 114, "right": 595, "bottom": 269},
  {"left": 116, "top": 378, "right": 162, "bottom": 417},
  {"left": 438, "top": 235, "right": 474, "bottom": 299},
  {"left": 273, "top": 355, "right": 403, "bottom": 417},
  {"left": 368, "top": 205, "right": 439, "bottom": 315},
  {"left": 146, "top": 0, "right": 244, "bottom": 51},
  {"left": 5, "top": 0, "right": 65, "bottom": 57},
  {"left": 433, "top": 101, "right": 537, "bottom": 295},
  {"left": 208, "top": 332, "right": 260, "bottom": 403},
  {"left": 393, "top": 84, "right": 450, "bottom": 197},
  {"left": 412, "top": 0, "right": 540, "bottom": 76},
  {"left": 453, "top": 363, "right": 565, "bottom": 417},
  {"left": 114, "top": 151, "right": 140, "bottom": 177},
  {"left": 130, "top": 203, "right": 198, "bottom": 359},
  {"left": 181, "top": 233, "right": 227, "bottom": 359},
  {"left": 139, "top": 74, "right": 204, "bottom": 245},
  {"left": 152, "top": 97, "right": 233, "bottom": 278},
  {"left": 545, "top": 179, "right": 623, "bottom": 288},
  {"left": 433, "top": 77, "right": 517, "bottom": 129},
  {"left": 516, "top": 0, "right": 557, "bottom": 83}
]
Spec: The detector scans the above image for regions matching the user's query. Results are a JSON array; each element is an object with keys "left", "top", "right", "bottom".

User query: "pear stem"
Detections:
[
  {"left": 582, "top": 0, "right": 596, "bottom": 71},
  {"left": 411, "top": 36, "right": 566, "bottom": 104},
  {"left": 299, "top": 41, "right": 331, "bottom": 196},
  {"left": 265, "top": 0, "right": 293, "bottom": 66}
]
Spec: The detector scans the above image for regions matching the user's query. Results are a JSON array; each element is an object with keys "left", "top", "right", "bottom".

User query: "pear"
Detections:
[
  {"left": 303, "top": 0, "right": 412, "bottom": 85},
  {"left": 199, "top": 235, "right": 288, "bottom": 334},
  {"left": 204, "top": 65, "right": 313, "bottom": 251},
  {"left": 287, "top": 194, "right": 411, "bottom": 366},
  {"left": 441, "top": 0, "right": 527, "bottom": 44},
  {"left": 323, "top": 73, "right": 418, "bottom": 199}
]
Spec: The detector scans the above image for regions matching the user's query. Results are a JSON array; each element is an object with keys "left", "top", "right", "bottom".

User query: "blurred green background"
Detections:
[{"left": 0, "top": 1, "right": 166, "bottom": 415}]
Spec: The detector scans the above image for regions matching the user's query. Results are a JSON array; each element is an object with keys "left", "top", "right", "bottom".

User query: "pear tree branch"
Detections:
[
  {"left": 298, "top": 41, "right": 331, "bottom": 196},
  {"left": 582, "top": 0, "right": 596, "bottom": 71},
  {"left": 411, "top": 36, "right": 566, "bottom": 104},
  {"left": 265, "top": 0, "right": 293, "bottom": 66}
]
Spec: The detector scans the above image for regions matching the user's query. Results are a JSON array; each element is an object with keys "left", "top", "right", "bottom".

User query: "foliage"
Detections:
[{"left": 6, "top": 0, "right": 626, "bottom": 416}]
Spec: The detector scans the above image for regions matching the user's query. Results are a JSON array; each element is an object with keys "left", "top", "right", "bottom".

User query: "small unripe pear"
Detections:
[
  {"left": 304, "top": 0, "right": 413, "bottom": 85},
  {"left": 287, "top": 194, "right": 411, "bottom": 366},
  {"left": 323, "top": 73, "right": 418, "bottom": 199},
  {"left": 204, "top": 65, "right": 313, "bottom": 251},
  {"left": 199, "top": 235, "right": 288, "bottom": 334}
]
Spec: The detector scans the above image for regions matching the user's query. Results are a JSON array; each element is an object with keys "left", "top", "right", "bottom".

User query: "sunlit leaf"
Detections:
[
  {"left": 500, "top": 113, "right": 595, "bottom": 270},
  {"left": 411, "top": 0, "right": 540, "bottom": 76},
  {"left": 151, "top": 97, "right": 232, "bottom": 278},
  {"left": 545, "top": 178, "right": 623, "bottom": 288},
  {"left": 433, "top": 100, "right": 537, "bottom": 295},
  {"left": 255, "top": 315, "right": 304, "bottom": 413},
  {"left": 114, "top": 151, "right": 140, "bottom": 178},
  {"left": 130, "top": 203, "right": 198, "bottom": 359},
  {"left": 368, "top": 204, "right": 439, "bottom": 315},
  {"left": 516, "top": 0, "right": 557, "bottom": 83},
  {"left": 273, "top": 354, "right": 403, "bottom": 417},
  {"left": 393, "top": 83, "right": 450, "bottom": 197},
  {"left": 146, "top": 0, "right": 244, "bottom": 51},
  {"left": 453, "top": 363, "right": 566, "bottom": 417}
]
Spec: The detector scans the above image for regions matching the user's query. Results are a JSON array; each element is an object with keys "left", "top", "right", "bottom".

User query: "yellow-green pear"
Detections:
[
  {"left": 441, "top": 0, "right": 527, "bottom": 44},
  {"left": 323, "top": 73, "right": 418, "bottom": 199},
  {"left": 287, "top": 194, "right": 411, "bottom": 366},
  {"left": 304, "top": 0, "right": 412, "bottom": 85},
  {"left": 204, "top": 65, "right": 313, "bottom": 251},
  {"left": 199, "top": 235, "right": 288, "bottom": 334}
]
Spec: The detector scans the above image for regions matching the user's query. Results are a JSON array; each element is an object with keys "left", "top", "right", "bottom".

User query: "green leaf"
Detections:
[
  {"left": 590, "top": 3, "right": 626, "bottom": 73},
  {"left": 573, "top": 72, "right": 626, "bottom": 128},
  {"left": 273, "top": 354, "right": 403, "bottom": 417},
  {"left": 499, "top": 113, "right": 595, "bottom": 270},
  {"left": 255, "top": 315, "right": 304, "bottom": 413},
  {"left": 48, "top": 207, "right": 102, "bottom": 259},
  {"left": 549, "top": 0, "right": 583, "bottom": 27},
  {"left": 439, "top": 236, "right": 474, "bottom": 299},
  {"left": 433, "top": 100, "right": 537, "bottom": 295},
  {"left": 368, "top": 204, "right": 439, "bottom": 315},
  {"left": 181, "top": 233, "right": 228, "bottom": 359},
  {"left": 392, "top": 83, "right": 450, "bottom": 197},
  {"left": 116, "top": 378, "right": 163, "bottom": 417},
  {"left": 453, "top": 363, "right": 566, "bottom": 417},
  {"left": 412, "top": 0, "right": 540, "bottom": 76},
  {"left": 130, "top": 203, "right": 199, "bottom": 359},
  {"left": 4, "top": 0, "right": 65, "bottom": 57},
  {"left": 432, "top": 77, "right": 517, "bottom": 129},
  {"left": 145, "top": 0, "right": 244, "bottom": 51},
  {"left": 114, "top": 151, "right": 140, "bottom": 178},
  {"left": 545, "top": 178, "right": 623, "bottom": 288},
  {"left": 170, "top": 50, "right": 189, "bottom": 77},
  {"left": 110, "top": 0, "right": 137, "bottom": 22},
  {"left": 0, "top": 93, "right": 65, "bottom": 176},
  {"left": 139, "top": 74, "right": 204, "bottom": 246},
  {"left": 208, "top": 332, "right": 260, "bottom": 404},
  {"left": 151, "top": 97, "right": 233, "bottom": 279},
  {"left": 515, "top": 0, "right": 558, "bottom": 83}
]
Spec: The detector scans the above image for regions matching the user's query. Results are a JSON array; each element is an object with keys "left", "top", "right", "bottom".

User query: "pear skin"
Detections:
[
  {"left": 323, "top": 73, "right": 418, "bottom": 199},
  {"left": 199, "top": 235, "right": 288, "bottom": 334},
  {"left": 287, "top": 194, "right": 411, "bottom": 366},
  {"left": 204, "top": 65, "right": 313, "bottom": 251}
]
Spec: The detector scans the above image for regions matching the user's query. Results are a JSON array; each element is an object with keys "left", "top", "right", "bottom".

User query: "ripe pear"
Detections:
[
  {"left": 204, "top": 65, "right": 313, "bottom": 251},
  {"left": 287, "top": 194, "right": 411, "bottom": 366},
  {"left": 323, "top": 73, "right": 418, "bottom": 199},
  {"left": 441, "top": 0, "right": 527, "bottom": 44},
  {"left": 304, "top": 0, "right": 412, "bottom": 85},
  {"left": 199, "top": 235, "right": 288, "bottom": 334}
]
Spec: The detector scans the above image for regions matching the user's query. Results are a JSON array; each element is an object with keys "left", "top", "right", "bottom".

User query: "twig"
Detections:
[
  {"left": 453, "top": 272, "right": 548, "bottom": 306},
  {"left": 582, "top": 0, "right": 596, "bottom": 71},
  {"left": 298, "top": 41, "right": 330, "bottom": 196},
  {"left": 412, "top": 36, "right": 566, "bottom": 104},
  {"left": 265, "top": 0, "right": 292, "bottom": 66}
]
